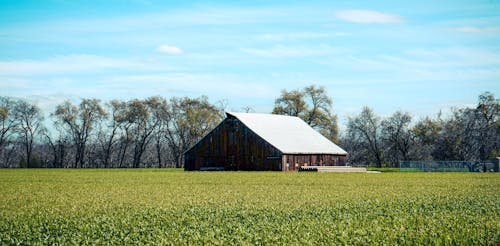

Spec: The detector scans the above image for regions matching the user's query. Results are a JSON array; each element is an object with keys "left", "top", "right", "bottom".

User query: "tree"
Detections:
[
  {"left": 53, "top": 99, "right": 107, "bottom": 167},
  {"left": 475, "top": 92, "right": 500, "bottom": 160},
  {"left": 381, "top": 111, "right": 413, "bottom": 166},
  {"left": 0, "top": 91, "right": 494, "bottom": 169},
  {"left": 304, "top": 85, "right": 339, "bottom": 143},
  {"left": 125, "top": 99, "right": 151, "bottom": 167},
  {"left": 95, "top": 100, "right": 126, "bottom": 168},
  {"left": 120, "top": 97, "right": 168, "bottom": 168},
  {"left": 164, "top": 96, "right": 223, "bottom": 168},
  {"left": 411, "top": 116, "right": 442, "bottom": 160},
  {"left": 139, "top": 97, "right": 168, "bottom": 167},
  {"left": 272, "top": 85, "right": 339, "bottom": 142},
  {"left": 272, "top": 89, "right": 306, "bottom": 117},
  {"left": 432, "top": 92, "right": 499, "bottom": 162},
  {"left": 346, "top": 106, "right": 383, "bottom": 167},
  {"left": 0, "top": 97, "right": 19, "bottom": 166},
  {"left": 241, "top": 106, "right": 255, "bottom": 113},
  {"left": 340, "top": 127, "right": 369, "bottom": 166},
  {"left": 454, "top": 108, "right": 481, "bottom": 161},
  {"left": 15, "top": 101, "right": 44, "bottom": 167}
]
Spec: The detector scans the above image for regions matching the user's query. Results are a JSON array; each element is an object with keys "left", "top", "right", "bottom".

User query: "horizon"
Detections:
[{"left": 1, "top": 0, "right": 499, "bottom": 126}]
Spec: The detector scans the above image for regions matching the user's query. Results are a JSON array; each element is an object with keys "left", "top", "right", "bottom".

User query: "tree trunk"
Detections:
[
  {"left": 133, "top": 149, "right": 142, "bottom": 168},
  {"left": 175, "top": 154, "right": 182, "bottom": 168},
  {"left": 156, "top": 136, "right": 162, "bottom": 167},
  {"left": 119, "top": 142, "right": 128, "bottom": 168}
]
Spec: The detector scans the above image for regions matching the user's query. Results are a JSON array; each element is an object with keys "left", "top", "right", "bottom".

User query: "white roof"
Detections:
[{"left": 227, "top": 112, "right": 347, "bottom": 155}]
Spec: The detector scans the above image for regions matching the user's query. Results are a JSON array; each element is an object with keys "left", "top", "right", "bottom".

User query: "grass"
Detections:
[
  {"left": 366, "top": 167, "right": 401, "bottom": 172},
  {"left": 0, "top": 169, "right": 499, "bottom": 245}
]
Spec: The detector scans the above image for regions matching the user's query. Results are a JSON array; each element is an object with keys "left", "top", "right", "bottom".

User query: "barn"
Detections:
[{"left": 184, "top": 112, "right": 348, "bottom": 171}]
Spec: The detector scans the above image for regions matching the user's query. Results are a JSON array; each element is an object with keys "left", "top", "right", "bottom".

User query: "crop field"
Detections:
[{"left": 0, "top": 169, "right": 499, "bottom": 245}]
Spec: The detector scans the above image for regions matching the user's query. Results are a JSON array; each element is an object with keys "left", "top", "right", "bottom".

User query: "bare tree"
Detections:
[
  {"left": 346, "top": 106, "right": 384, "bottom": 167},
  {"left": 381, "top": 111, "right": 413, "bottom": 166},
  {"left": 164, "top": 96, "right": 223, "bottom": 168},
  {"left": 430, "top": 93, "right": 498, "bottom": 163},
  {"left": 475, "top": 92, "right": 500, "bottom": 160},
  {"left": 122, "top": 97, "right": 167, "bottom": 168},
  {"left": 0, "top": 91, "right": 494, "bottom": 169},
  {"left": 116, "top": 109, "right": 134, "bottom": 168},
  {"left": 15, "top": 101, "right": 45, "bottom": 167},
  {"left": 53, "top": 99, "right": 107, "bottom": 167},
  {"left": 41, "top": 122, "right": 70, "bottom": 168},
  {"left": 0, "top": 97, "right": 19, "bottom": 166},
  {"left": 411, "top": 116, "right": 442, "bottom": 160},
  {"left": 241, "top": 106, "right": 255, "bottom": 113},
  {"left": 95, "top": 100, "right": 126, "bottom": 167},
  {"left": 146, "top": 97, "right": 169, "bottom": 168}
]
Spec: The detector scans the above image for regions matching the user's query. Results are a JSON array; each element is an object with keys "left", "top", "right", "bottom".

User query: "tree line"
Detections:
[
  {"left": 0, "top": 96, "right": 223, "bottom": 168},
  {"left": 271, "top": 87, "right": 499, "bottom": 168},
  {"left": 0, "top": 87, "right": 498, "bottom": 168},
  {"left": 340, "top": 92, "right": 500, "bottom": 167}
]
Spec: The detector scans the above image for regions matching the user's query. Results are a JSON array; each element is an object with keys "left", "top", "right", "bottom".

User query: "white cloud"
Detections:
[
  {"left": 109, "top": 73, "right": 276, "bottom": 99},
  {"left": 0, "top": 54, "right": 141, "bottom": 76},
  {"left": 256, "top": 32, "right": 349, "bottom": 41},
  {"left": 448, "top": 26, "right": 500, "bottom": 33},
  {"left": 241, "top": 44, "right": 337, "bottom": 58},
  {"left": 314, "top": 46, "right": 500, "bottom": 84},
  {"left": 0, "top": 5, "right": 326, "bottom": 48},
  {"left": 335, "top": 10, "right": 403, "bottom": 24},
  {"left": 0, "top": 54, "right": 181, "bottom": 76},
  {"left": 398, "top": 47, "right": 500, "bottom": 68},
  {"left": 156, "top": 45, "right": 183, "bottom": 55}
]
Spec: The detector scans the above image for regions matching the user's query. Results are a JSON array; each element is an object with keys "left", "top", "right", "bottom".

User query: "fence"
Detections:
[{"left": 400, "top": 159, "right": 500, "bottom": 172}]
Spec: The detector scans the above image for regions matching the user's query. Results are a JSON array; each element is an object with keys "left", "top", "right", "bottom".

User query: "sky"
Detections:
[{"left": 1, "top": 0, "right": 499, "bottom": 126}]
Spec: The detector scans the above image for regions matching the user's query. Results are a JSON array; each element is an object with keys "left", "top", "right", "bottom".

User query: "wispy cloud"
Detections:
[
  {"left": 109, "top": 73, "right": 277, "bottom": 99},
  {"left": 335, "top": 10, "right": 404, "bottom": 24},
  {"left": 1, "top": 6, "right": 299, "bottom": 38},
  {"left": 156, "top": 45, "right": 183, "bottom": 55},
  {"left": 241, "top": 44, "right": 338, "bottom": 58},
  {"left": 0, "top": 54, "right": 179, "bottom": 76},
  {"left": 399, "top": 47, "right": 500, "bottom": 68},
  {"left": 0, "top": 54, "right": 136, "bottom": 76},
  {"left": 448, "top": 26, "right": 500, "bottom": 33},
  {"left": 22, "top": 94, "right": 76, "bottom": 117},
  {"left": 256, "top": 32, "right": 349, "bottom": 41},
  {"left": 1, "top": 72, "right": 278, "bottom": 110},
  {"left": 315, "top": 46, "right": 500, "bottom": 84}
]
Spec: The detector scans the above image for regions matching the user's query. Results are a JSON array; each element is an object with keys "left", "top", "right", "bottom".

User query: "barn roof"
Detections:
[{"left": 226, "top": 112, "right": 347, "bottom": 155}]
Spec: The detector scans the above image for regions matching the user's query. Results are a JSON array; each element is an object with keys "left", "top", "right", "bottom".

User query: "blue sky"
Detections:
[{"left": 1, "top": 0, "right": 499, "bottom": 126}]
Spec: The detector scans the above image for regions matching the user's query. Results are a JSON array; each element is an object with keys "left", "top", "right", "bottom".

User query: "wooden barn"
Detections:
[{"left": 184, "top": 112, "right": 348, "bottom": 171}]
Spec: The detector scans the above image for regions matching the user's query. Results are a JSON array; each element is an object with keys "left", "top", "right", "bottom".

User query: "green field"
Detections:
[{"left": 0, "top": 169, "right": 499, "bottom": 245}]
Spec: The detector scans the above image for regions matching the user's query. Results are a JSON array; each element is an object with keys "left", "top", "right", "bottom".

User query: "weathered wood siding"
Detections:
[
  {"left": 282, "top": 154, "right": 347, "bottom": 171},
  {"left": 184, "top": 116, "right": 282, "bottom": 171}
]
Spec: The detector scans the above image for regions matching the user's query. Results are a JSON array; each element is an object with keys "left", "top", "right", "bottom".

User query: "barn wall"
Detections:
[
  {"left": 281, "top": 154, "right": 347, "bottom": 171},
  {"left": 184, "top": 120, "right": 226, "bottom": 171},
  {"left": 184, "top": 117, "right": 282, "bottom": 171}
]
